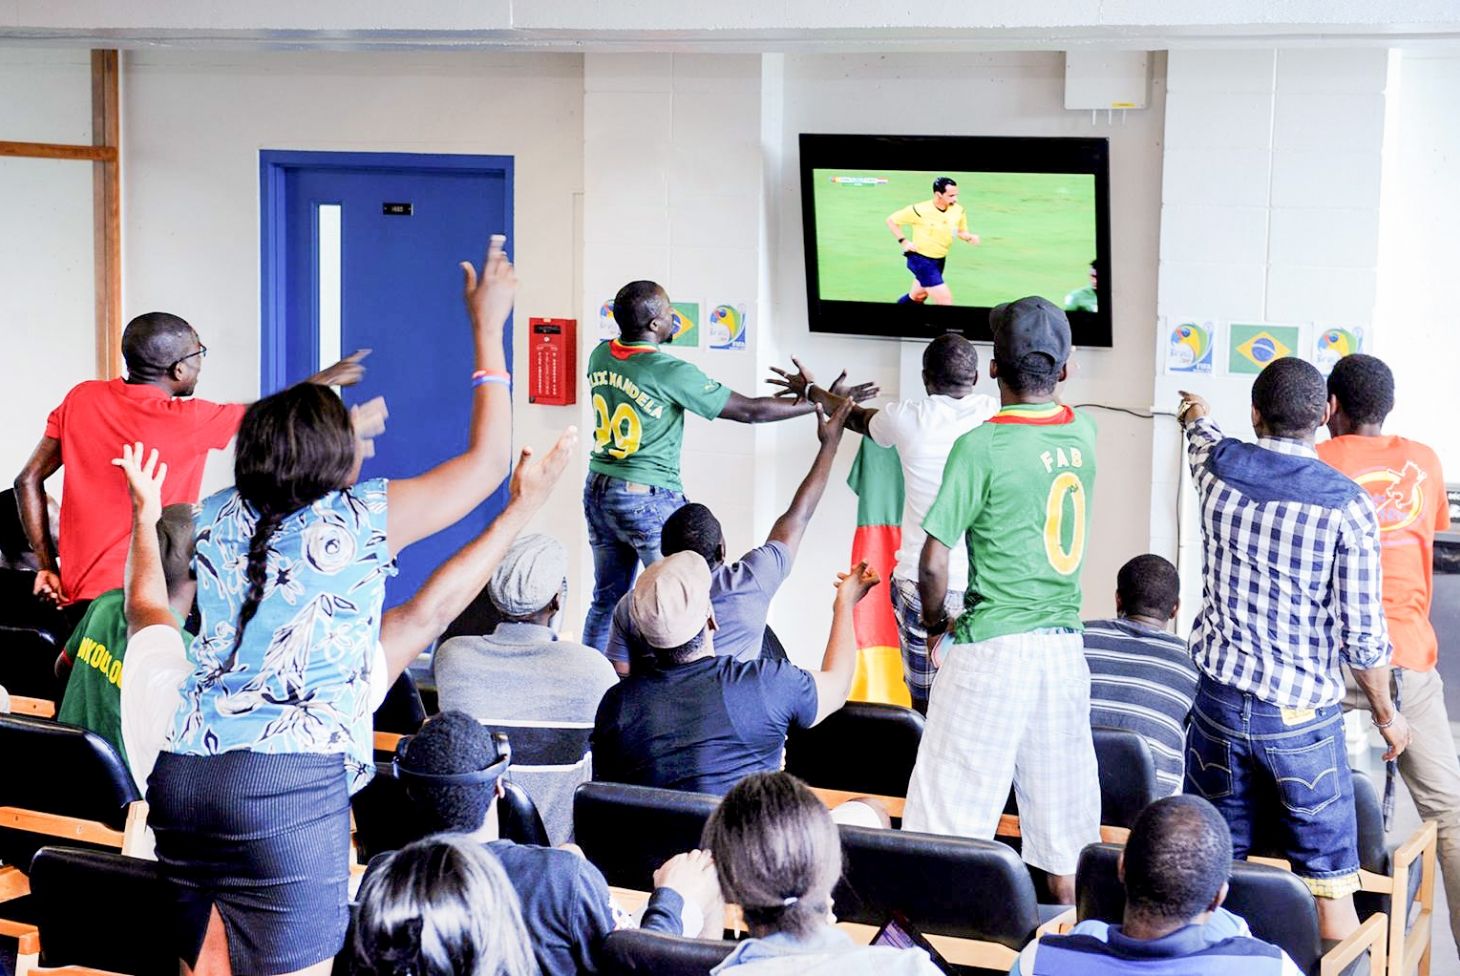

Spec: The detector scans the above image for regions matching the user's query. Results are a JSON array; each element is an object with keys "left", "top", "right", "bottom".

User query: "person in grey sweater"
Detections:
[{"left": 433, "top": 533, "right": 618, "bottom": 845}]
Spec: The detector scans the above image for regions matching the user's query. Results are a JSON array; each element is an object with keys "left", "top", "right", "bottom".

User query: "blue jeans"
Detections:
[
  {"left": 581, "top": 473, "right": 686, "bottom": 651},
  {"left": 1185, "top": 676, "right": 1360, "bottom": 897}
]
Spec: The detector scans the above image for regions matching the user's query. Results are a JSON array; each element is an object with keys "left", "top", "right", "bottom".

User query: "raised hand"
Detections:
[
  {"left": 508, "top": 426, "right": 580, "bottom": 509},
  {"left": 834, "top": 560, "right": 881, "bottom": 607},
  {"left": 110, "top": 442, "right": 168, "bottom": 525},
  {"left": 826, "top": 369, "right": 879, "bottom": 404},
  {"left": 816, "top": 398, "right": 854, "bottom": 447},
  {"left": 32, "top": 570, "right": 63, "bottom": 606},
  {"left": 350, "top": 396, "right": 389, "bottom": 461},
  {"left": 1177, "top": 390, "right": 1211, "bottom": 426},
  {"left": 767, "top": 357, "right": 813, "bottom": 402},
  {"left": 460, "top": 234, "right": 518, "bottom": 333},
  {"left": 313, "top": 348, "right": 372, "bottom": 388}
]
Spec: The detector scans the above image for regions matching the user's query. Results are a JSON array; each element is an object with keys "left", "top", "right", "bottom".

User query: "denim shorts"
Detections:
[{"left": 1185, "top": 677, "right": 1359, "bottom": 897}]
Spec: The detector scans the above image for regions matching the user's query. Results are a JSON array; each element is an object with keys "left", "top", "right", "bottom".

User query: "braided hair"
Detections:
[
  {"left": 230, "top": 384, "right": 357, "bottom": 654},
  {"left": 702, "top": 772, "right": 841, "bottom": 938}
]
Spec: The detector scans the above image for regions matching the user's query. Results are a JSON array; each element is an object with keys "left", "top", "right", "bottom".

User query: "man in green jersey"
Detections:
[
  {"left": 56, "top": 502, "right": 195, "bottom": 779},
  {"left": 583, "top": 280, "right": 875, "bottom": 651},
  {"left": 902, "top": 296, "right": 1099, "bottom": 905},
  {"left": 1064, "top": 261, "right": 1098, "bottom": 313}
]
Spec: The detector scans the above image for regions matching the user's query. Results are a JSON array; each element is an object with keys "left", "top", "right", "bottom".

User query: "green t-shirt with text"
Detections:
[
  {"left": 922, "top": 403, "right": 1097, "bottom": 644},
  {"left": 586, "top": 339, "right": 732, "bottom": 492},
  {"left": 58, "top": 588, "right": 191, "bottom": 769}
]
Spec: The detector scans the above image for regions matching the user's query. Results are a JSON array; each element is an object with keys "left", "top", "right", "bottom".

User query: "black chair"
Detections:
[
  {"left": 372, "top": 671, "right": 427, "bottom": 735},
  {"left": 1000, "top": 726, "right": 1160, "bottom": 844},
  {"left": 1251, "top": 771, "right": 1435, "bottom": 976},
  {"left": 351, "top": 768, "right": 549, "bottom": 863},
  {"left": 573, "top": 782, "right": 720, "bottom": 892},
  {"left": 836, "top": 823, "right": 1052, "bottom": 971},
  {"left": 27, "top": 845, "right": 174, "bottom": 975},
  {"left": 784, "top": 701, "right": 924, "bottom": 801},
  {"left": 0, "top": 713, "right": 145, "bottom": 893},
  {"left": 1074, "top": 842, "right": 1385, "bottom": 976},
  {"left": 598, "top": 929, "right": 735, "bottom": 976}
]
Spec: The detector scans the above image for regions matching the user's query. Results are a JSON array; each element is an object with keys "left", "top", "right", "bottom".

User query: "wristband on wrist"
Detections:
[
  {"left": 1372, "top": 712, "right": 1397, "bottom": 730},
  {"left": 472, "top": 369, "right": 509, "bottom": 380},
  {"left": 472, "top": 374, "right": 510, "bottom": 389}
]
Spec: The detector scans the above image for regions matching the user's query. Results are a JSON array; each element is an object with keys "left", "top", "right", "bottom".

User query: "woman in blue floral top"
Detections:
[{"left": 147, "top": 238, "right": 518, "bottom": 976}]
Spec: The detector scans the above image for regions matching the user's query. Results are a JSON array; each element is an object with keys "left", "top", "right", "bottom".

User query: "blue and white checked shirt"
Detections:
[{"left": 1186, "top": 417, "right": 1390, "bottom": 709}]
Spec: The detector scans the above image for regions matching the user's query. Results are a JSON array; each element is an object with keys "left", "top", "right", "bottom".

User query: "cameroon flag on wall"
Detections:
[{"left": 845, "top": 439, "right": 912, "bottom": 707}]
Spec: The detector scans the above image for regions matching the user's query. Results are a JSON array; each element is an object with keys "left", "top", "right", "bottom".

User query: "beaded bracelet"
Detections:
[{"left": 1372, "top": 712, "right": 1397, "bottom": 730}]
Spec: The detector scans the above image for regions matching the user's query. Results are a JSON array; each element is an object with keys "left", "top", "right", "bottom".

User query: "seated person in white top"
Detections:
[
  {"left": 434, "top": 533, "right": 618, "bottom": 845},
  {"left": 772, "top": 335, "right": 997, "bottom": 712},
  {"left": 112, "top": 426, "right": 577, "bottom": 797}
]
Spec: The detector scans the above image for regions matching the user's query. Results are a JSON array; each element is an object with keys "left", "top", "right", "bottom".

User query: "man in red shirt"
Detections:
[
  {"left": 1317, "top": 352, "right": 1460, "bottom": 945},
  {"left": 14, "top": 311, "right": 366, "bottom": 620}
]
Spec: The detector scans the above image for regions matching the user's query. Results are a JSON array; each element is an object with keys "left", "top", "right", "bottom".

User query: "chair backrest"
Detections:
[
  {"left": 598, "top": 929, "right": 735, "bottom": 975},
  {"left": 352, "top": 768, "right": 552, "bottom": 862},
  {"left": 1092, "top": 727, "right": 1161, "bottom": 828},
  {"left": 835, "top": 824, "right": 1042, "bottom": 950},
  {"left": 573, "top": 782, "right": 720, "bottom": 891},
  {"left": 784, "top": 702, "right": 925, "bottom": 798},
  {"left": 0, "top": 714, "right": 140, "bottom": 868},
  {"left": 0, "top": 621, "right": 64, "bottom": 701},
  {"left": 29, "top": 845, "right": 174, "bottom": 975},
  {"left": 372, "top": 671, "right": 427, "bottom": 735},
  {"left": 1076, "top": 843, "right": 1325, "bottom": 975}
]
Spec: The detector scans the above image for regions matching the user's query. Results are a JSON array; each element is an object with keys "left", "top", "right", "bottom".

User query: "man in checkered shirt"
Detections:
[{"left": 1178, "top": 358, "right": 1410, "bottom": 941}]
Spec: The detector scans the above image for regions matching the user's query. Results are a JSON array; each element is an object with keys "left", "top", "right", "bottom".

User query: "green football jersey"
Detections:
[
  {"left": 922, "top": 402, "right": 1097, "bottom": 644},
  {"left": 586, "top": 339, "right": 732, "bottom": 492},
  {"left": 1064, "top": 285, "right": 1098, "bottom": 313}
]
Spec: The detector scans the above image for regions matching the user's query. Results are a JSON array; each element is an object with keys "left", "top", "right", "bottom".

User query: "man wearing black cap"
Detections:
[{"left": 902, "top": 296, "right": 1100, "bottom": 905}]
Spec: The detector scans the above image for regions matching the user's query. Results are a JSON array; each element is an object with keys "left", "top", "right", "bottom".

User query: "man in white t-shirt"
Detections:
[{"left": 774, "top": 334, "right": 996, "bottom": 712}]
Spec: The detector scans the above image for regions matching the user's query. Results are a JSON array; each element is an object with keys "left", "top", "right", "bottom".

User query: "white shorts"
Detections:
[{"left": 902, "top": 630, "right": 1100, "bottom": 876}]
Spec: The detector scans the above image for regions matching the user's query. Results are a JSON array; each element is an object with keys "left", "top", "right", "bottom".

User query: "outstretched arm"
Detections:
[
  {"left": 306, "top": 348, "right": 372, "bottom": 387},
  {"left": 809, "top": 562, "right": 880, "bottom": 725},
  {"left": 379, "top": 426, "right": 578, "bottom": 683},
  {"left": 15, "top": 435, "right": 62, "bottom": 604},
  {"left": 765, "top": 399, "right": 852, "bottom": 560},
  {"left": 767, "top": 358, "right": 878, "bottom": 435},
  {"left": 387, "top": 236, "right": 516, "bottom": 554},
  {"left": 111, "top": 444, "right": 177, "bottom": 637}
]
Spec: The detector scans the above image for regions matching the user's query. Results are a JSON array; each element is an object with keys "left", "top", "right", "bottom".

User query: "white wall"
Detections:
[
  {"left": 1153, "top": 48, "right": 1391, "bottom": 627},
  {"left": 1374, "top": 49, "right": 1460, "bottom": 468},
  {"left": 765, "top": 52, "right": 1169, "bottom": 662},
  {"left": 0, "top": 48, "right": 96, "bottom": 488},
  {"left": 113, "top": 48, "right": 586, "bottom": 567}
]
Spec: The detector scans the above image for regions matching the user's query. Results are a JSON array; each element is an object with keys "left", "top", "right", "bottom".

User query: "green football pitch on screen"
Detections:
[{"left": 812, "top": 169, "right": 1097, "bottom": 308}]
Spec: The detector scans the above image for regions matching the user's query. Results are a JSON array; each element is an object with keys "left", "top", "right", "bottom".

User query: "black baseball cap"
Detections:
[{"left": 990, "top": 297, "right": 1072, "bottom": 368}]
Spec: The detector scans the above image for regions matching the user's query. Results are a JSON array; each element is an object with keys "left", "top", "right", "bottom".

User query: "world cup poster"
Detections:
[
  {"left": 708, "top": 304, "right": 748, "bottom": 351},
  {"left": 597, "top": 299, "right": 619, "bottom": 341},
  {"left": 1164, "top": 320, "right": 1215, "bottom": 375},
  {"left": 1313, "top": 326, "right": 1364, "bottom": 375}
]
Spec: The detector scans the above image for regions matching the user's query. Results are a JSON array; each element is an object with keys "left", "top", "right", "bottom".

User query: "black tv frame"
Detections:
[{"left": 799, "top": 133, "right": 1113, "bottom": 347}]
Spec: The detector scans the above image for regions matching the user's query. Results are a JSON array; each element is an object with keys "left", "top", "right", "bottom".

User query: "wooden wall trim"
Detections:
[{"left": 91, "top": 50, "right": 122, "bottom": 380}]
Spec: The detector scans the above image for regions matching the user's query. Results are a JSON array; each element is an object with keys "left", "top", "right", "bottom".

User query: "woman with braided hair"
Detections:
[
  {"left": 702, "top": 772, "right": 942, "bottom": 976},
  {"left": 147, "top": 237, "right": 520, "bottom": 976}
]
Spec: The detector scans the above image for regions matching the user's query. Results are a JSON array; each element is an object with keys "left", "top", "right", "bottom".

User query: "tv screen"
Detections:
[{"left": 800, "top": 134, "right": 1112, "bottom": 346}]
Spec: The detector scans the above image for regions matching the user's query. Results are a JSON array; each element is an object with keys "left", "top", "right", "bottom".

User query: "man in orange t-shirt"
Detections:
[{"left": 1318, "top": 352, "right": 1460, "bottom": 945}]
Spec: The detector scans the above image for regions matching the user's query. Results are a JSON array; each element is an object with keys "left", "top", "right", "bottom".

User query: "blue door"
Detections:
[{"left": 261, "top": 151, "right": 513, "bottom": 608}]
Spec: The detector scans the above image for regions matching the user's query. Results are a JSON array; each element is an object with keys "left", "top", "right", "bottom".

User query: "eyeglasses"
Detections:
[{"left": 170, "top": 345, "right": 207, "bottom": 370}]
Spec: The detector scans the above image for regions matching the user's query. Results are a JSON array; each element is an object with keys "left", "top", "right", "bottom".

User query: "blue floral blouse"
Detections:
[{"left": 167, "top": 478, "right": 397, "bottom": 792}]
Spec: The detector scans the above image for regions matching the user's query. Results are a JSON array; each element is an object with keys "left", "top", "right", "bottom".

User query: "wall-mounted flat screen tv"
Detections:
[{"left": 800, "top": 133, "right": 1112, "bottom": 346}]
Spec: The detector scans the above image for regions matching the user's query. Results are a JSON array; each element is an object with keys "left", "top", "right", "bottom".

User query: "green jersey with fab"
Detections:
[
  {"left": 586, "top": 339, "right": 732, "bottom": 492},
  {"left": 922, "top": 402, "right": 1097, "bottom": 644}
]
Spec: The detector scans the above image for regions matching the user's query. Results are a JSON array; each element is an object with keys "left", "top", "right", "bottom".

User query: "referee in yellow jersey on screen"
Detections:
[{"left": 886, "top": 176, "right": 980, "bottom": 307}]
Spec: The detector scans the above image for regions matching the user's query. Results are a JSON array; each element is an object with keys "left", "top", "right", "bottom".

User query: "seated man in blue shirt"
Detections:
[
  {"left": 592, "top": 550, "right": 876, "bottom": 795},
  {"left": 387, "top": 711, "right": 724, "bottom": 976},
  {"left": 604, "top": 398, "right": 852, "bottom": 675},
  {"left": 1012, "top": 795, "right": 1302, "bottom": 974}
]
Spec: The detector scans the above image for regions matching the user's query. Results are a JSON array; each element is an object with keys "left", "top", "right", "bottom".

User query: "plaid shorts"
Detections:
[
  {"left": 889, "top": 577, "right": 965, "bottom": 712},
  {"left": 902, "top": 630, "right": 1101, "bottom": 876}
]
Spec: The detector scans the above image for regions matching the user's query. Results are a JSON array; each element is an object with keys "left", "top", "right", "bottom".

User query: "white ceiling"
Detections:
[{"left": 4, "top": 0, "right": 1460, "bottom": 51}]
